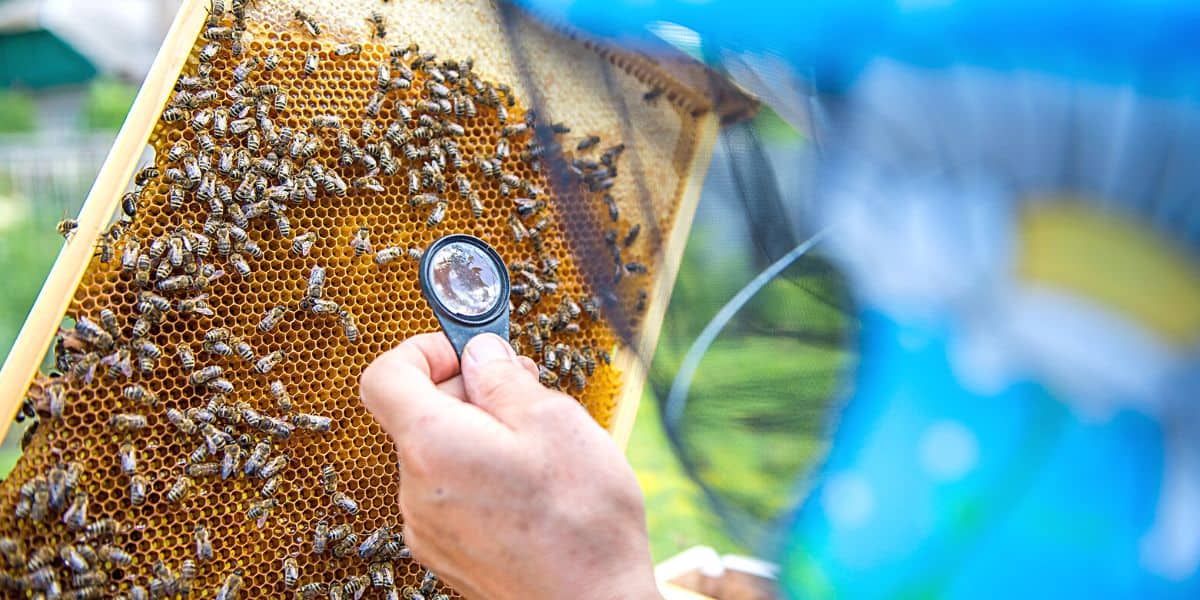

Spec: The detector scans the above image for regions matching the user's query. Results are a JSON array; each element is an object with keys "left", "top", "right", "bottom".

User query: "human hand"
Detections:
[{"left": 360, "top": 332, "right": 661, "bottom": 600}]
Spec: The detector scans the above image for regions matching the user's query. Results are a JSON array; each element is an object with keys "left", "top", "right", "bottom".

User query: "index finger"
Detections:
[{"left": 359, "top": 332, "right": 461, "bottom": 438}]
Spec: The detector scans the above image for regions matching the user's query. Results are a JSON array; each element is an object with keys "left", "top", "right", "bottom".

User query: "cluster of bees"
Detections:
[
  {"left": 1, "top": 463, "right": 134, "bottom": 598},
  {"left": 5, "top": 0, "right": 659, "bottom": 596}
]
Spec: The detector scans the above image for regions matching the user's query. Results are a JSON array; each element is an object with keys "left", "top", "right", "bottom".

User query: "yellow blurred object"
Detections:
[{"left": 1019, "top": 201, "right": 1200, "bottom": 346}]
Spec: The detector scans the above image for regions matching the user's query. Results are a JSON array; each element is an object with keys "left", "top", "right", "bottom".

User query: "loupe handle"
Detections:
[{"left": 439, "top": 317, "right": 511, "bottom": 360}]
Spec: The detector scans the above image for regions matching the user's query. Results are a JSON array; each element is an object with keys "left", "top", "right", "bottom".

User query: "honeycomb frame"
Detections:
[{"left": 0, "top": 0, "right": 729, "bottom": 597}]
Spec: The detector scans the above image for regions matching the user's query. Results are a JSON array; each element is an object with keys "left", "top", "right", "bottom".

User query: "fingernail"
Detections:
[{"left": 464, "top": 333, "right": 514, "bottom": 366}]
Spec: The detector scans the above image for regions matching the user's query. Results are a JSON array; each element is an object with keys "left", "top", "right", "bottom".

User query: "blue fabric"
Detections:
[
  {"left": 778, "top": 311, "right": 1183, "bottom": 598},
  {"left": 513, "top": 0, "right": 1200, "bottom": 99}
]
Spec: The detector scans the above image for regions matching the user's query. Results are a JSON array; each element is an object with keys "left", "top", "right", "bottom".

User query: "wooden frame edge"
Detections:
[
  {"left": 0, "top": 0, "right": 209, "bottom": 441},
  {"left": 609, "top": 114, "right": 720, "bottom": 450}
]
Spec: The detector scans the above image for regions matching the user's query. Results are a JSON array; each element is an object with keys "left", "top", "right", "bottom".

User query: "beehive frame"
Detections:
[
  {"left": 0, "top": 0, "right": 735, "bottom": 596},
  {"left": 0, "top": 0, "right": 723, "bottom": 448}
]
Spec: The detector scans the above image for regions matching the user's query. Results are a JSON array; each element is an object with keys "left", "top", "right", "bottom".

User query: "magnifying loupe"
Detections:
[{"left": 418, "top": 234, "right": 511, "bottom": 359}]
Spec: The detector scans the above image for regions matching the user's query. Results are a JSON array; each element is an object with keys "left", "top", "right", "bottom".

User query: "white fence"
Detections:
[{"left": 0, "top": 132, "right": 117, "bottom": 220}]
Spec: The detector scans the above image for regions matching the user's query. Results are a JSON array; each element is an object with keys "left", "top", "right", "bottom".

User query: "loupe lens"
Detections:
[
  {"left": 419, "top": 234, "right": 511, "bottom": 358},
  {"left": 427, "top": 241, "right": 503, "bottom": 318}
]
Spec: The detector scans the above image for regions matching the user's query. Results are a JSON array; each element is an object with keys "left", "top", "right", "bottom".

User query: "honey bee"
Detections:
[
  {"left": 508, "top": 215, "right": 529, "bottom": 242},
  {"left": 58, "top": 544, "right": 89, "bottom": 574},
  {"left": 186, "top": 461, "right": 220, "bottom": 479},
  {"left": 298, "top": 582, "right": 327, "bottom": 599},
  {"left": 501, "top": 123, "right": 528, "bottom": 138},
  {"left": 60, "top": 492, "right": 88, "bottom": 530},
  {"left": 332, "top": 534, "right": 358, "bottom": 558},
  {"left": 229, "top": 117, "right": 255, "bottom": 136},
  {"left": 195, "top": 525, "right": 213, "bottom": 562},
  {"left": 313, "top": 114, "right": 341, "bottom": 129},
  {"left": 334, "top": 43, "right": 363, "bottom": 57},
  {"left": 369, "top": 562, "right": 394, "bottom": 589},
  {"left": 177, "top": 293, "right": 215, "bottom": 317},
  {"left": 303, "top": 52, "right": 319, "bottom": 76},
  {"left": 99, "top": 544, "right": 132, "bottom": 566},
  {"left": 73, "top": 312, "right": 114, "bottom": 350},
  {"left": 366, "top": 91, "right": 385, "bottom": 117},
  {"left": 180, "top": 559, "right": 198, "bottom": 591},
  {"left": 368, "top": 11, "right": 386, "bottom": 38},
  {"left": 258, "top": 454, "right": 289, "bottom": 479},
  {"left": 163, "top": 106, "right": 185, "bottom": 122},
  {"left": 328, "top": 576, "right": 364, "bottom": 600},
  {"left": 109, "top": 413, "right": 148, "bottom": 432},
  {"left": 478, "top": 156, "right": 502, "bottom": 178},
  {"left": 292, "top": 413, "right": 331, "bottom": 432},
  {"left": 231, "top": 56, "right": 258, "bottom": 82},
  {"left": 55, "top": 217, "right": 79, "bottom": 240},
  {"left": 340, "top": 311, "right": 359, "bottom": 343},
  {"left": 465, "top": 192, "right": 484, "bottom": 218},
  {"left": 283, "top": 557, "right": 300, "bottom": 588},
  {"left": 242, "top": 439, "right": 270, "bottom": 476},
  {"left": 305, "top": 265, "right": 326, "bottom": 299},
  {"left": 349, "top": 226, "right": 372, "bottom": 257},
  {"left": 625, "top": 262, "right": 648, "bottom": 274},
  {"left": 264, "top": 52, "right": 280, "bottom": 70},
  {"left": 215, "top": 569, "right": 243, "bottom": 600},
  {"left": 233, "top": 338, "right": 255, "bottom": 362},
  {"left": 426, "top": 201, "right": 448, "bottom": 227},
  {"left": 623, "top": 224, "right": 642, "bottom": 248},
  {"left": 191, "top": 108, "right": 213, "bottom": 131},
  {"left": 129, "top": 474, "right": 148, "bottom": 506},
  {"left": 133, "top": 339, "right": 161, "bottom": 360},
  {"left": 167, "top": 407, "right": 198, "bottom": 435},
  {"left": 195, "top": 130, "right": 217, "bottom": 155},
  {"left": 156, "top": 274, "right": 194, "bottom": 292},
  {"left": 211, "top": 107, "right": 230, "bottom": 138},
  {"left": 229, "top": 252, "right": 251, "bottom": 278},
  {"left": 85, "top": 517, "right": 121, "bottom": 540},
  {"left": 576, "top": 135, "right": 601, "bottom": 151},
  {"left": 278, "top": 232, "right": 315, "bottom": 260},
  {"left": 313, "top": 520, "right": 330, "bottom": 555},
  {"left": 358, "top": 526, "right": 390, "bottom": 560},
  {"left": 257, "top": 306, "right": 286, "bottom": 332},
  {"left": 119, "top": 441, "right": 137, "bottom": 475},
  {"left": 189, "top": 365, "right": 223, "bottom": 387},
  {"left": 30, "top": 487, "right": 51, "bottom": 523},
  {"left": 354, "top": 176, "right": 385, "bottom": 192},
  {"left": 246, "top": 498, "right": 277, "bottom": 526},
  {"left": 121, "top": 236, "right": 141, "bottom": 273},
  {"left": 306, "top": 298, "right": 340, "bottom": 315},
  {"left": 332, "top": 491, "right": 359, "bottom": 515},
  {"left": 166, "top": 475, "right": 192, "bottom": 503},
  {"left": 122, "top": 384, "right": 159, "bottom": 406}
]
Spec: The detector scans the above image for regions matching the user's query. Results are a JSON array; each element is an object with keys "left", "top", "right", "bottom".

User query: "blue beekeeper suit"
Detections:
[{"left": 514, "top": 1, "right": 1200, "bottom": 597}]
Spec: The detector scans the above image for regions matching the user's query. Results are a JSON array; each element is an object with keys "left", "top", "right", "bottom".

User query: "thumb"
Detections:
[{"left": 461, "top": 333, "right": 545, "bottom": 427}]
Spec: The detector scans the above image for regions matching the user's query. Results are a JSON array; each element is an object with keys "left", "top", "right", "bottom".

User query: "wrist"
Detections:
[{"left": 576, "top": 565, "right": 662, "bottom": 600}]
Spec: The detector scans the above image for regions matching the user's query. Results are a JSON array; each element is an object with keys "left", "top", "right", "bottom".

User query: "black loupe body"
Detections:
[{"left": 418, "top": 234, "right": 511, "bottom": 359}]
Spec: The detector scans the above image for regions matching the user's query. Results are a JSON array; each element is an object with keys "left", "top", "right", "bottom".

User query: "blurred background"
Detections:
[{"left": 0, "top": 0, "right": 848, "bottom": 564}]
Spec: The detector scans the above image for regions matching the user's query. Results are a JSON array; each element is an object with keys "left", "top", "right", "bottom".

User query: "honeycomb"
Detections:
[{"left": 0, "top": 0, "right": 723, "bottom": 597}]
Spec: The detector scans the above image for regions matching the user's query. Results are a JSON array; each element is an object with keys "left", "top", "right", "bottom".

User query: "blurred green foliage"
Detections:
[
  {"left": 628, "top": 223, "right": 853, "bottom": 559},
  {"left": 0, "top": 209, "right": 62, "bottom": 367},
  {"left": 0, "top": 89, "right": 36, "bottom": 133},
  {"left": 82, "top": 78, "right": 137, "bottom": 131}
]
